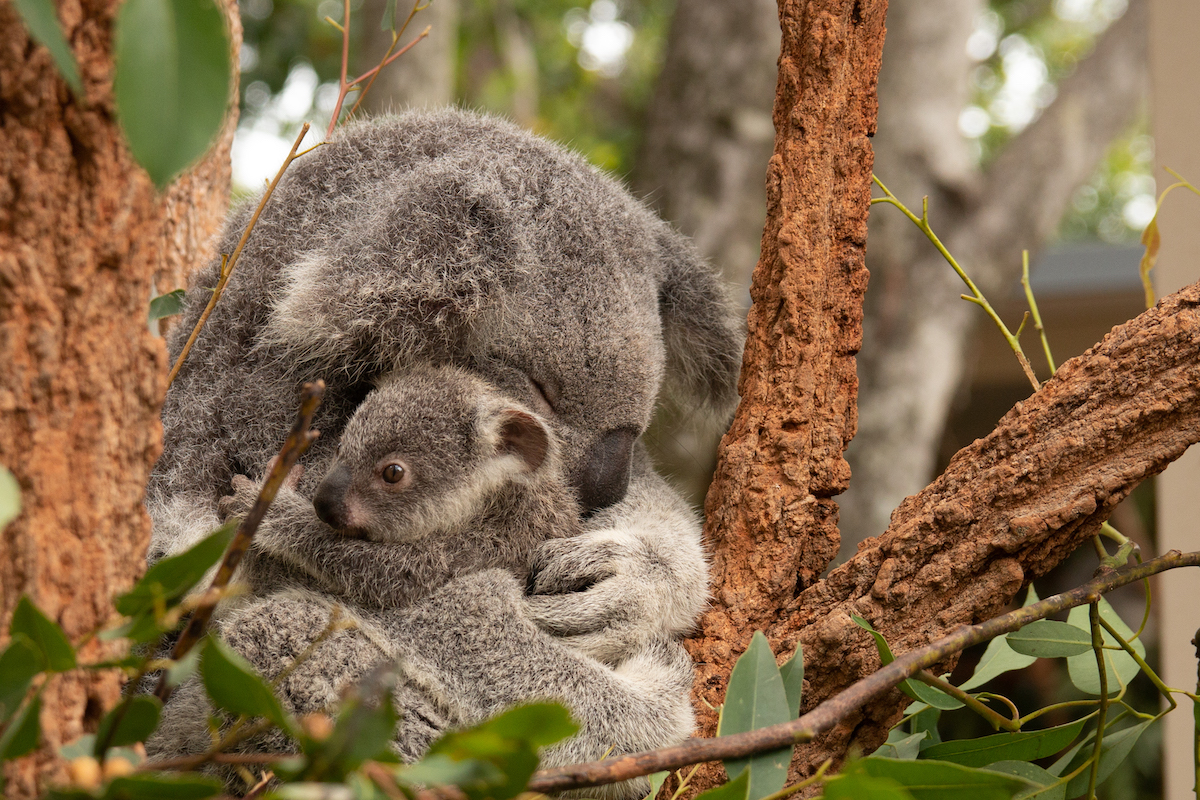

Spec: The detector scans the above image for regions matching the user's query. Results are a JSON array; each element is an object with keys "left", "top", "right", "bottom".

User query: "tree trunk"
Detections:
[
  {"left": 634, "top": 0, "right": 780, "bottom": 506},
  {"left": 0, "top": 2, "right": 238, "bottom": 794},
  {"left": 839, "top": 0, "right": 1149, "bottom": 553},
  {"left": 686, "top": 0, "right": 886, "bottom": 790}
]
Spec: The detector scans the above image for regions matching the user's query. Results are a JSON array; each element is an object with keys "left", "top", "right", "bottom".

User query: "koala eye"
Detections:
[{"left": 382, "top": 463, "right": 406, "bottom": 484}]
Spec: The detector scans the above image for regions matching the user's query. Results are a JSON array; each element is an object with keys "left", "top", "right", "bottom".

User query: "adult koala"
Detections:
[{"left": 146, "top": 109, "right": 742, "bottom": 786}]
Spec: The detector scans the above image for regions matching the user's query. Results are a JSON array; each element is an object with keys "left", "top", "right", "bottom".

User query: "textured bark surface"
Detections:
[
  {"left": 839, "top": 0, "right": 1150, "bottom": 553},
  {"left": 685, "top": 0, "right": 886, "bottom": 789},
  {"left": 634, "top": 0, "right": 780, "bottom": 506},
  {"left": 771, "top": 279, "right": 1200, "bottom": 776},
  {"left": 0, "top": 1, "right": 237, "bottom": 793}
]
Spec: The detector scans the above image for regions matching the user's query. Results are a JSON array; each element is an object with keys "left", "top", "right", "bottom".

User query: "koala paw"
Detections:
[
  {"left": 525, "top": 528, "right": 707, "bottom": 665},
  {"left": 218, "top": 474, "right": 260, "bottom": 523}
]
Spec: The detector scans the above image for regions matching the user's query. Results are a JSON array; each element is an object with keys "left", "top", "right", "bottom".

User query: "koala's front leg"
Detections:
[
  {"left": 525, "top": 451, "right": 709, "bottom": 666},
  {"left": 376, "top": 570, "right": 696, "bottom": 800}
]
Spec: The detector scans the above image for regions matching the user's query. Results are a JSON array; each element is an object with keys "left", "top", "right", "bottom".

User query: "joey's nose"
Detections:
[
  {"left": 574, "top": 429, "right": 636, "bottom": 513},
  {"left": 313, "top": 464, "right": 353, "bottom": 529}
]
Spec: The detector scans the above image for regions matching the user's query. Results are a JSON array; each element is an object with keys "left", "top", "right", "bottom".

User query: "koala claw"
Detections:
[{"left": 218, "top": 474, "right": 260, "bottom": 522}]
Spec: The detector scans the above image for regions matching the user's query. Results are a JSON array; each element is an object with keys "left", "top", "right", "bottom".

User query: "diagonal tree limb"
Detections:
[{"left": 773, "top": 278, "right": 1200, "bottom": 778}]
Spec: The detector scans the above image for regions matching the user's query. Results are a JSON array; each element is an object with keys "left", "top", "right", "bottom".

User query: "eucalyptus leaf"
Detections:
[
  {"left": 99, "top": 772, "right": 223, "bottom": 799},
  {"left": 852, "top": 615, "right": 946, "bottom": 706},
  {"left": 920, "top": 718, "right": 1085, "bottom": 767},
  {"left": 875, "top": 731, "right": 928, "bottom": 761},
  {"left": 823, "top": 767, "right": 914, "bottom": 800},
  {"left": 861, "top": 757, "right": 1035, "bottom": 800},
  {"left": 1006, "top": 620, "right": 1092, "bottom": 658},
  {"left": 718, "top": 631, "right": 791, "bottom": 800},
  {"left": 778, "top": 642, "right": 804, "bottom": 719},
  {"left": 10, "top": 0, "right": 83, "bottom": 95},
  {"left": 149, "top": 289, "right": 187, "bottom": 321},
  {"left": 693, "top": 770, "right": 750, "bottom": 800},
  {"left": 113, "top": 0, "right": 232, "bottom": 189},
  {"left": 0, "top": 466, "right": 19, "bottom": 530},
  {"left": 960, "top": 586, "right": 1040, "bottom": 692},
  {"left": 116, "top": 523, "right": 235, "bottom": 617},
  {"left": 200, "top": 638, "right": 291, "bottom": 731},
  {"left": 647, "top": 770, "right": 670, "bottom": 799},
  {"left": 400, "top": 754, "right": 504, "bottom": 792},
  {"left": 983, "top": 761, "right": 1064, "bottom": 800},
  {"left": 0, "top": 635, "right": 42, "bottom": 723},
  {"left": 94, "top": 695, "right": 162, "bottom": 754},
  {"left": 10, "top": 596, "right": 76, "bottom": 672},
  {"left": 1064, "top": 600, "right": 1145, "bottom": 696},
  {"left": 1062, "top": 720, "right": 1153, "bottom": 797},
  {"left": 0, "top": 694, "right": 41, "bottom": 760}
]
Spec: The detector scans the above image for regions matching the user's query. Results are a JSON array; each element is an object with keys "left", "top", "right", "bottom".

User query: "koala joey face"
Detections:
[{"left": 312, "top": 366, "right": 554, "bottom": 542}]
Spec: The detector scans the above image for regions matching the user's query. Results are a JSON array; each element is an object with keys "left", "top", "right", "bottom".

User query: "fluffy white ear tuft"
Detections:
[{"left": 496, "top": 409, "right": 551, "bottom": 472}]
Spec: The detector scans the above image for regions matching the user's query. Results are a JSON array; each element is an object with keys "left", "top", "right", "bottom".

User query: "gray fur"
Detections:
[
  {"left": 145, "top": 109, "right": 742, "bottom": 796},
  {"left": 224, "top": 365, "right": 582, "bottom": 610}
]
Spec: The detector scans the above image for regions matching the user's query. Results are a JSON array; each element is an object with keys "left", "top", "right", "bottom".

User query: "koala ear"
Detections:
[
  {"left": 496, "top": 409, "right": 551, "bottom": 473},
  {"left": 655, "top": 227, "right": 745, "bottom": 412}
]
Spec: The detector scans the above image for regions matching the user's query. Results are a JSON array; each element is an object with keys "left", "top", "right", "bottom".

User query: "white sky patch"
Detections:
[
  {"left": 1122, "top": 194, "right": 1156, "bottom": 231},
  {"left": 231, "top": 62, "right": 328, "bottom": 191},
  {"left": 958, "top": 105, "right": 991, "bottom": 139},
  {"left": 988, "top": 35, "right": 1050, "bottom": 131},
  {"left": 564, "top": 1, "right": 635, "bottom": 78},
  {"left": 965, "top": 11, "right": 1003, "bottom": 61}
]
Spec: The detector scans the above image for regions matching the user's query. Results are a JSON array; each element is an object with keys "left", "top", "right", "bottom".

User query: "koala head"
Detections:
[
  {"left": 313, "top": 366, "right": 556, "bottom": 542},
  {"left": 261, "top": 110, "right": 744, "bottom": 514}
]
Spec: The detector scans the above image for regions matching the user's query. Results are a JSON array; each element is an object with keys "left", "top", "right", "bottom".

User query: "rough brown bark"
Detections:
[
  {"left": 771, "top": 278, "right": 1200, "bottom": 777},
  {"left": 634, "top": 0, "right": 780, "bottom": 506},
  {"left": 685, "top": 0, "right": 885, "bottom": 789},
  {"left": 0, "top": 1, "right": 237, "bottom": 794}
]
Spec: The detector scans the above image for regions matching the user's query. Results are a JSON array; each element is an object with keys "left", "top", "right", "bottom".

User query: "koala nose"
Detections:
[
  {"left": 574, "top": 428, "right": 636, "bottom": 513},
  {"left": 313, "top": 464, "right": 353, "bottom": 529}
]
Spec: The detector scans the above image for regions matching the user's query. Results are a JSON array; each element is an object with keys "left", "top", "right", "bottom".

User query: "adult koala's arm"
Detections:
[
  {"left": 525, "top": 448, "right": 708, "bottom": 666},
  {"left": 374, "top": 569, "right": 695, "bottom": 799}
]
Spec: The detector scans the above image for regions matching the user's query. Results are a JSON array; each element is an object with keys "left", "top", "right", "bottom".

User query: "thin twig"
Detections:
[
  {"left": 871, "top": 175, "right": 1041, "bottom": 391},
  {"left": 153, "top": 381, "right": 325, "bottom": 702},
  {"left": 1086, "top": 603, "right": 1108, "bottom": 799},
  {"left": 346, "top": 0, "right": 430, "bottom": 121},
  {"left": 1019, "top": 250, "right": 1056, "bottom": 374},
  {"left": 167, "top": 123, "right": 312, "bottom": 387},
  {"left": 526, "top": 550, "right": 1200, "bottom": 793}
]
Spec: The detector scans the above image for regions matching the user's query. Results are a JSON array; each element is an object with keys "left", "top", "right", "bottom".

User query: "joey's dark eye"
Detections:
[{"left": 382, "top": 464, "right": 405, "bottom": 484}]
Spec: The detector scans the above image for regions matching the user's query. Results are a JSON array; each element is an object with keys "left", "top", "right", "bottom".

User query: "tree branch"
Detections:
[
  {"left": 772, "top": 278, "right": 1200, "bottom": 774},
  {"left": 529, "top": 550, "right": 1200, "bottom": 793}
]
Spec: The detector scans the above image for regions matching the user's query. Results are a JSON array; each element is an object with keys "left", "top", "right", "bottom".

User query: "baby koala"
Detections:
[{"left": 221, "top": 365, "right": 582, "bottom": 610}]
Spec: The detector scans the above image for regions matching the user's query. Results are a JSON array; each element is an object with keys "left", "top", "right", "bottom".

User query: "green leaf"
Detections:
[
  {"left": 300, "top": 684, "right": 399, "bottom": 782},
  {"left": 909, "top": 707, "right": 942, "bottom": 750},
  {"left": 876, "top": 731, "right": 928, "bottom": 761},
  {"left": 647, "top": 770, "right": 670, "bottom": 799},
  {"left": 99, "top": 772, "right": 223, "bottom": 799},
  {"left": 718, "top": 631, "right": 791, "bottom": 800},
  {"left": 0, "top": 466, "right": 20, "bottom": 530},
  {"left": 694, "top": 770, "right": 750, "bottom": 800},
  {"left": 960, "top": 586, "right": 1040, "bottom": 692},
  {"left": 0, "top": 694, "right": 41, "bottom": 760},
  {"left": 10, "top": 596, "right": 76, "bottom": 672},
  {"left": 0, "top": 635, "right": 43, "bottom": 723},
  {"left": 778, "top": 643, "right": 803, "bottom": 719},
  {"left": 165, "top": 646, "right": 202, "bottom": 689},
  {"left": 428, "top": 702, "right": 577, "bottom": 800},
  {"left": 983, "top": 762, "right": 1064, "bottom": 800},
  {"left": 1064, "top": 599, "right": 1145, "bottom": 696},
  {"left": 116, "top": 523, "right": 236, "bottom": 617},
  {"left": 861, "top": 757, "right": 1035, "bottom": 800},
  {"left": 94, "top": 696, "right": 162, "bottom": 754},
  {"left": 1061, "top": 720, "right": 1153, "bottom": 797},
  {"left": 852, "top": 616, "right": 959, "bottom": 708},
  {"left": 10, "top": 0, "right": 83, "bottom": 96},
  {"left": 380, "top": 0, "right": 396, "bottom": 31},
  {"left": 400, "top": 753, "right": 505, "bottom": 791},
  {"left": 824, "top": 762, "right": 914, "bottom": 800},
  {"left": 920, "top": 718, "right": 1086, "bottom": 768},
  {"left": 200, "top": 638, "right": 291, "bottom": 731},
  {"left": 113, "top": 0, "right": 231, "bottom": 190},
  {"left": 1006, "top": 620, "right": 1092, "bottom": 658},
  {"left": 149, "top": 289, "right": 187, "bottom": 321}
]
